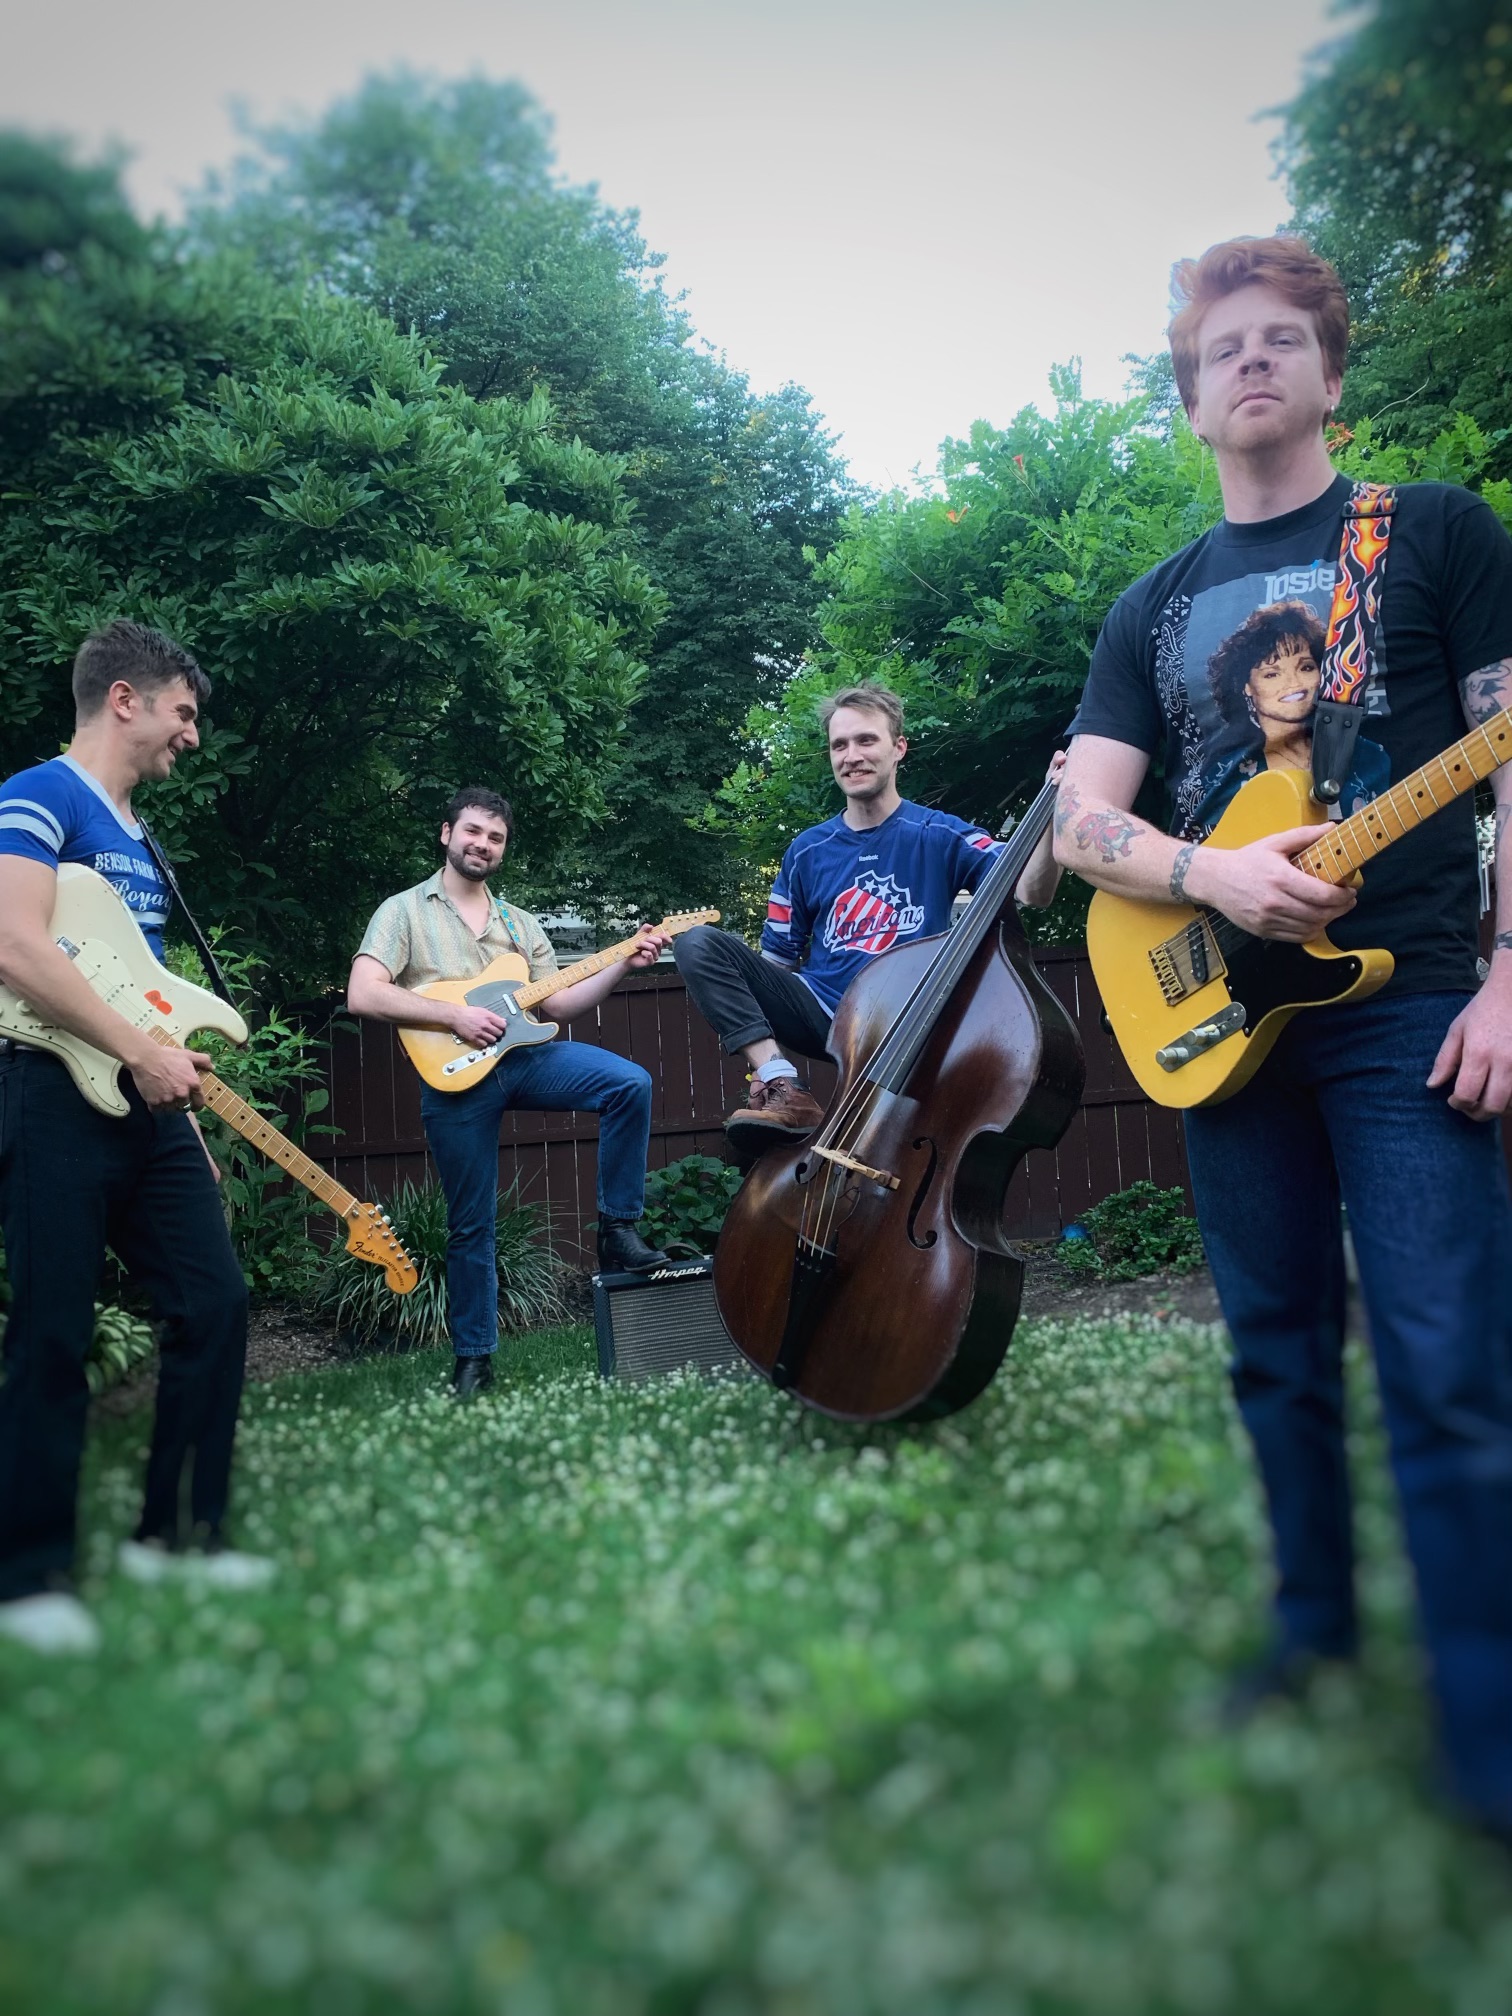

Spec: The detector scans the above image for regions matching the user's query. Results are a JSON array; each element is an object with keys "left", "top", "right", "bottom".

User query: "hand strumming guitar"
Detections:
[
  {"left": 449, "top": 1002, "right": 509, "bottom": 1049},
  {"left": 1182, "top": 825, "right": 1357, "bottom": 942},
  {"left": 125, "top": 1040, "right": 213, "bottom": 1112}
]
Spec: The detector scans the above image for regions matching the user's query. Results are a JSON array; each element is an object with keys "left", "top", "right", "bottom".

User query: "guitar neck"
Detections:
[
  {"left": 510, "top": 936, "right": 647, "bottom": 1012},
  {"left": 147, "top": 1026, "right": 358, "bottom": 1221},
  {"left": 1297, "top": 705, "right": 1512, "bottom": 886},
  {"left": 509, "top": 914, "right": 714, "bottom": 1011}
]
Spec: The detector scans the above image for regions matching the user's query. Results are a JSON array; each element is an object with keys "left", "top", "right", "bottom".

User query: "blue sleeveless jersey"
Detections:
[
  {"left": 760, "top": 799, "right": 1002, "bottom": 1014},
  {"left": 0, "top": 756, "right": 171, "bottom": 959}
]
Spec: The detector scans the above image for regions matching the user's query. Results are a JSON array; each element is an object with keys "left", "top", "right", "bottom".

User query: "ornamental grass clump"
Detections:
[{"left": 306, "top": 1178, "right": 568, "bottom": 1351}]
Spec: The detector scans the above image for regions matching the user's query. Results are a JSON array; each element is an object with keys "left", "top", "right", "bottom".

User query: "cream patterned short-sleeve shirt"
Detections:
[{"left": 356, "top": 871, "right": 559, "bottom": 990}]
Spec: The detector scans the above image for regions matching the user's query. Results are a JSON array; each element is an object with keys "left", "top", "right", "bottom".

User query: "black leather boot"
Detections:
[
  {"left": 450, "top": 1354, "right": 496, "bottom": 1399},
  {"left": 596, "top": 1221, "right": 670, "bottom": 1274}
]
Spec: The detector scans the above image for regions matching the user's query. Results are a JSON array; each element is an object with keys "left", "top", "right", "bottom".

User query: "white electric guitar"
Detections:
[{"left": 0, "top": 865, "right": 417, "bottom": 1293}]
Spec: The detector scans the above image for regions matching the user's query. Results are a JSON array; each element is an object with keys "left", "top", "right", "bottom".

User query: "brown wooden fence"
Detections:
[{"left": 313, "top": 947, "right": 1193, "bottom": 1264}]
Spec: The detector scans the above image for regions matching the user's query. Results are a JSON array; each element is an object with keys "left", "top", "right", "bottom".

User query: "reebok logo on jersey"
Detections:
[{"left": 821, "top": 871, "right": 925, "bottom": 958}]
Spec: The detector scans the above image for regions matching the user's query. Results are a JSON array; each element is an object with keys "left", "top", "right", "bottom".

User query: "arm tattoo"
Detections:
[
  {"left": 1052, "top": 781, "right": 1079, "bottom": 839},
  {"left": 1460, "top": 658, "right": 1512, "bottom": 726},
  {"left": 1497, "top": 931, "right": 1512, "bottom": 953},
  {"left": 1073, "top": 807, "right": 1142, "bottom": 864},
  {"left": 1169, "top": 843, "right": 1197, "bottom": 901}
]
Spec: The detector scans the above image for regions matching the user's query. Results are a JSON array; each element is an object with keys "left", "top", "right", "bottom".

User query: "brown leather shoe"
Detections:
[{"left": 724, "top": 1074, "right": 825, "bottom": 1161}]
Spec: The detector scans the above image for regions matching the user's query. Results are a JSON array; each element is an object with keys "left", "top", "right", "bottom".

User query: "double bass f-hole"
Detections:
[{"left": 906, "top": 1135, "right": 939, "bottom": 1250}]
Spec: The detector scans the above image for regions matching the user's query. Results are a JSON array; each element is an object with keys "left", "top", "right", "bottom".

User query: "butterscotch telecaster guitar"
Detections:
[
  {"left": 399, "top": 910, "right": 719, "bottom": 1093},
  {"left": 0, "top": 865, "right": 418, "bottom": 1293},
  {"left": 1087, "top": 706, "right": 1511, "bottom": 1108}
]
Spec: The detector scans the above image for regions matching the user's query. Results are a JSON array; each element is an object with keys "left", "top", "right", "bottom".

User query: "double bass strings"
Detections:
[{"left": 797, "top": 782, "right": 1060, "bottom": 1261}]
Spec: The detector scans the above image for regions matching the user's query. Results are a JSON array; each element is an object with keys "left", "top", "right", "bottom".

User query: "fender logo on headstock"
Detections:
[{"left": 144, "top": 989, "right": 174, "bottom": 1015}]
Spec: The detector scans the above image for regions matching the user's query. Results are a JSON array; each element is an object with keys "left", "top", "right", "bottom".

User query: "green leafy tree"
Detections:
[
  {"left": 197, "top": 74, "right": 854, "bottom": 921},
  {"left": 0, "top": 136, "right": 660, "bottom": 990},
  {"left": 710, "top": 371, "right": 1223, "bottom": 934},
  {"left": 1278, "top": 0, "right": 1512, "bottom": 471}
]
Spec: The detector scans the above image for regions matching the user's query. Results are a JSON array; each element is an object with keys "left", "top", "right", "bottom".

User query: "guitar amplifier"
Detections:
[{"left": 592, "top": 1256, "right": 748, "bottom": 1382}]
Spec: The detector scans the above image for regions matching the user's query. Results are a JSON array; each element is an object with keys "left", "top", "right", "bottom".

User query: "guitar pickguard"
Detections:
[
  {"left": 1222, "top": 936, "right": 1366, "bottom": 1024},
  {"left": 438, "top": 977, "right": 557, "bottom": 1080}
]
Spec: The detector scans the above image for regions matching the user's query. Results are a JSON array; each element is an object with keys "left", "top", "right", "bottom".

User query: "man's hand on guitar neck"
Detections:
[{"left": 1054, "top": 737, "right": 1356, "bottom": 941}]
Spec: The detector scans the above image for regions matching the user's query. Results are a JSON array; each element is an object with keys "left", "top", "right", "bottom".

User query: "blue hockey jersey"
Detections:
[{"left": 759, "top": 800, "right": 1002, "bottom": 1014}]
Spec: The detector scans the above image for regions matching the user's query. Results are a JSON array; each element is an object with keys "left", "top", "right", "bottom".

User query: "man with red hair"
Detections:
[{"left": 1056, "top": 236, "right": 1512, "bottom": 1843}]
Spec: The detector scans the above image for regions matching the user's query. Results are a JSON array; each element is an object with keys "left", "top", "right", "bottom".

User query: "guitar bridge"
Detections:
[{"left": 1148, "top": 916, "right": 1227, "bottom": 1005}]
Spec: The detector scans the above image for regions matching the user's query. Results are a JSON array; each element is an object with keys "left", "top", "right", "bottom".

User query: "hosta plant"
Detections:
[{"left": 637, "top": 1153, "right": 743, "bottom": 1256}]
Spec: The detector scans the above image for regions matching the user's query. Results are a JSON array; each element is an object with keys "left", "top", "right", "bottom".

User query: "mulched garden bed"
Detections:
[{"left": 91, "top": 1245, "right": 1226, "bottom": 1414}]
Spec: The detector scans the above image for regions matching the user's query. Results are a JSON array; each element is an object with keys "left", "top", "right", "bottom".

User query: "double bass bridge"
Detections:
[{"left": 808, "top": 1144, "right": 900, "bottom": 1192}]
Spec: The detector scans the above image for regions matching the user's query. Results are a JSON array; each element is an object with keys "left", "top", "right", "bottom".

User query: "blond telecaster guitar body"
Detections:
[
  {"left": 1088, "top": 705, "right": 1512, "bottom": 1109},
  {"left": 0, "top": 865, "right": 418, "bottom": 1292},
  {"left": 399, "top": 910, "right": 718, "bottom": 1093}
]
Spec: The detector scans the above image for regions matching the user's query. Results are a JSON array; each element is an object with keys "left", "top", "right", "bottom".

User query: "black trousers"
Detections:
[
  {"left": 0, "top": 1049, "right": 250, "bottom": 1601},
  {"left": 673, "top": 926, "right": 833, "bottom": 1063}
]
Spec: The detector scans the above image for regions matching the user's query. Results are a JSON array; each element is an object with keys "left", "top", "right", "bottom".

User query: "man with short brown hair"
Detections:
[
  {"left": 0, "top": 622, "right": 265, "bottom": 1656},
  {"left": 676, "top": 684, "right": 1062, "bottom": 1160},
  {"left": 1056, "top": 233, "right": 1512, "bottom": 1842},
  {"left": 348, "top": 790, "right": 671, "bottom": 1397}
]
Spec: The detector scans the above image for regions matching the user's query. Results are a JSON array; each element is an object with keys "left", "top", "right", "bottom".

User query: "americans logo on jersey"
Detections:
[{"left": 821, "top": 871, "right": 925, "bottom": 958}]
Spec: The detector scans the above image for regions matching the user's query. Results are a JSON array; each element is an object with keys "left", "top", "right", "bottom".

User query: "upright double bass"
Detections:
[{"left": 714, "top": 779, "right": 1085, "bottom": 1423}]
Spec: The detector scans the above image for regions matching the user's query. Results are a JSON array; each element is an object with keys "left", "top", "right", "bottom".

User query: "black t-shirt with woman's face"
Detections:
[{"left": 1075, "top": 474, "right": 1512, "bottom": 994}]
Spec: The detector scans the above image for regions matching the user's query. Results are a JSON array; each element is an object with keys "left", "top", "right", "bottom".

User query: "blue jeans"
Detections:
[
  {"left": 420, "top": 1040, "right": 653, "bottom": 1358},
  {"left": 1185, "top": 990, "right": 1512, "bottom": 1829}
]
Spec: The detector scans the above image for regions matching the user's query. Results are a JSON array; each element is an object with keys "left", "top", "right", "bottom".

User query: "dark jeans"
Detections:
[
  {"left": 0, "top": 1049, "right": 250, "bottom": 1601},
  {"left": 1184, "top": 990, "right": 1512, "bottom": 1829},
  {"left": 674, "top": 926, "right": 833, "bottom": 1062},
  {"left": 421, "top": 1040, "right": 654, "bottom": 1357}
]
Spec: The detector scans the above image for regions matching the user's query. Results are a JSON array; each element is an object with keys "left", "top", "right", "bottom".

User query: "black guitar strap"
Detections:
[
  {"left": 136, "top": 816, "right": 235, "bottom": 1005},
  {"left": 1312, "top": 481, "right": 1397, "bottom": 808}
]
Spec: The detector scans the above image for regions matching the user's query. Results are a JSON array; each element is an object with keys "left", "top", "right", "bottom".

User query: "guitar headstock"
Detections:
[
  {"left": 344, "top": 1203, "right": 419, "bottom": 1295},
  {"left": 657, "top": 909, "right": 721, "bottom": 934}
]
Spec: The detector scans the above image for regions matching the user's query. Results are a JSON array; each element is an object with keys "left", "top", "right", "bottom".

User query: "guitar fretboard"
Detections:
[
  {"left": 509, "top": 913, "right": 717, "bottom": 1012},
  {"left": 1297, "top": 706, "right": 1512, "bottom": 886},
  {"left": 147, "top": 1025, "right": 358, "bottom": 1220}
]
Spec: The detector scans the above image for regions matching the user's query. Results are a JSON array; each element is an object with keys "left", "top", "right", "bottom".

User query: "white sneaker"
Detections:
[
  {"left": 118, "top": 1539, "right": 276, "bottom": 1592},
  {"left": 0, "top": 1593, "right": 101, "bottom": 1655}
]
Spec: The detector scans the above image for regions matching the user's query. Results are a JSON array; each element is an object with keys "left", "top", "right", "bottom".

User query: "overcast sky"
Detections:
[{"left": 3, "top": 0, "right": 1342, "bottom": 489}]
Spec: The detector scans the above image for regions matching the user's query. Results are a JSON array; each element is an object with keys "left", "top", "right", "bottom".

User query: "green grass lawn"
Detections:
[{"left": 1, "top": 1314, "right": 1508, "bottom": 2015}]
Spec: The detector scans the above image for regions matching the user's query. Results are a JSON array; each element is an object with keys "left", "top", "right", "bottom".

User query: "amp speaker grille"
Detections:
[{"left": 593, "top": 1258, "right": 748, "bottom": 1381}]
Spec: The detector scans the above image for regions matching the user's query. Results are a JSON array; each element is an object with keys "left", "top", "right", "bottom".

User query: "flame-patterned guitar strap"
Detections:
[{"left": 1311, "top": 481, "right": 1397, "bottom": 808}]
